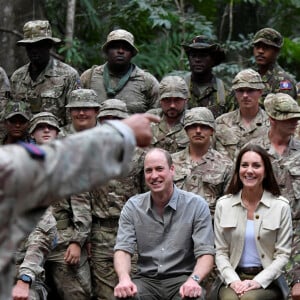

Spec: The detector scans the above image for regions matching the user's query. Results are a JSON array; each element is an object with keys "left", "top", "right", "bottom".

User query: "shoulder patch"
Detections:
[
  {"left": 18, "top": 142, "right": 46, "bottom": 160},
  {"left": 279, "top": 80, "right": 292, "bottom": 90}
]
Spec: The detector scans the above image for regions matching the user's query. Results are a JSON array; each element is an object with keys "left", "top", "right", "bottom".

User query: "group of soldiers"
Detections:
[{"left": 1, "top": 18, "right": 300, "bottom": 300}]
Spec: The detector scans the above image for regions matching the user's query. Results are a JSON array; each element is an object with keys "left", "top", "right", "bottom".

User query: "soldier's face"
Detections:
[
  {"left": 31, "top": 123, "right": 58, "bottom": 144},
  {"left": 25, "top": 40, "right": 52, "bottom": 66},
  {"left": 235, "top": 88, "right": 262, "bottom": 110},
  {"left": 106, "top": 41, "right": 133, "bottom": 67},
  {"left": 70, "top": 107, "right": 99, "bottom": 131},
  {"left": 271, "top": 117, "right": 299, "bottom": 136},
  {"left": 5, "top": 115, "right": 29, "bottom": 138},
  {"left": 160, "top": 97, "right": 186, "bottom": 119},
  {"left": 185, "top": 123, "right": 213, "bottom": 147},
  {"left": 253, "top": 42, "right": 279, "bottom": 67},
  {"left": 188, "top": 51, "right": 215, "bottom": 75}
]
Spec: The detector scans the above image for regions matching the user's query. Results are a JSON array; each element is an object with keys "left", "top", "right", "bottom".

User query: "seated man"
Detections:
[{"left": 114, "top": 148, "right": 215, "bottom": 300}]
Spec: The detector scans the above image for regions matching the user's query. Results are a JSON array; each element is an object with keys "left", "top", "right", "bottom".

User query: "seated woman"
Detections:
[{"left": 214, "top": 144, "right": 292, "bottom": 300}]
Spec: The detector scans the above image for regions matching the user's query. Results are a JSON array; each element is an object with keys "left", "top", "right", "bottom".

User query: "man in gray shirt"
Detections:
[{"left": 114, "top": 148, "right": 215, "bottom": 300}]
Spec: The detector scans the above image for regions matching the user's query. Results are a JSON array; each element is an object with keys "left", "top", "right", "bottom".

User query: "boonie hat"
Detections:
[
  {"left": 17, "top": 20, "right": 61, "bottom": 45},
  {"left": 232, "top": 69, "right": 265, "bottom": 90},
  {"left": 98, "top": 99, "right": 129, "bottom": 119},
  {"left": 159, "top": 76, "right": 188, "bottom": 100},
  {"left": 264, "top": 93, "right": 300, "bottom": 120},
  {"left": 102, "top": 29, "right": 138, "bottom": 56},
  {"left": 66, "top": 89, "right": 100, "bottom": 108},
  {"left": 184, "top": 107, "right": 215, "bottom": 130},
  {"left": 182, "top": 35, "right": 225, "bottom": 65},
  {"left": 4, "top": 101, "right": 31, "bottom": 120},
  {"left": 252, "top": 28, "right": 283, "bottom": 49},
  {"left": 29, "top": 112, "right": 60, "bottom": 134}
]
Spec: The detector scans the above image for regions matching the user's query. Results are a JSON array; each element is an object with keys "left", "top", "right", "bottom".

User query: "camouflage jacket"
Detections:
[
  {"left": 59, "top": 122, "right": 101, "bottom": 137},
  {"left": 184, "top": 73, "right": 228, "bottom": 118},
  {"left": 172, "top": 147, "right": 233, "bottom": 216},
  {"left": 215, "top": 108, "right": 270, "bottom": 161},
  {"left": 0, "top": 120, "right": 135, "bottom": 298},
  {"left": 80, "top": 63, "right": 159, "bottom": 114},
  {"left": 150, "top": 109, "right": 189, "bottom": 154},
  {"left": 90, "top": 147, "right": 145, "bottom": 219},
  {"left": 0, "top": 67, "right": 10, "bottom": 141},
  {"left": 10, "top": 57, "right": 80, "bottom": 126}
]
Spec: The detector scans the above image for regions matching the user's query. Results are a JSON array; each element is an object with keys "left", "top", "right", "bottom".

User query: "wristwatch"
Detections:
[
  {"left": 19, "top": 274, "right": 32, "bottom": 286},
  {"left": 191, "top": 274, "right": 201, "bottom": 283}
]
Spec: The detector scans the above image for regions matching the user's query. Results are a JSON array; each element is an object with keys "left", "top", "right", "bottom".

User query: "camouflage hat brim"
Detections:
[
  {"left": 65, "top": 102, "right": 100, "bottom": 108},
  {"left": 97, "top": 109, "right": 129, "bottom": 119},
  {"left": 17, "top": 36, "right": 61, "bottom": 45},
  {"left": 160, "top": 91, "right": 188, "bottom": 100},
  {"left": 5, "top": 112, "right": 30, "bottom": 120},
  {"left": 253, "top": 38, "right": 281, "bottom": 49},
  {"left": 29, "top": 120, "right": 61, "bottom": 134},
  {"left": 232, "top": 82, "right": 265, "bottom": 90},
  {"left": 102, "top": 40, "right": 138, "bottom": 56},
  {"left": 184, "top": 120, "right": 215, "bottom": 130}
]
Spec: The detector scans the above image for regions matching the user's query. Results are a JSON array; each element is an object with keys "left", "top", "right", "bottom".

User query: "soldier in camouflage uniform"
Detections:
[
  {"left": 172, "top": 107, "right": 233, "bottom": 217},
  {"left": 1, "top": 101, "right": 31, "bottom": 144},
  {"left": 60, "top": 89, "right": 100, "bottom": 136},
  {"left": 0, "top": 110, "right": 158, "bottom": 299},
  {"left": 215, "top": 69, "right": 270, "bottom": 161},
  {"left": 182, "top": 35, "right": 227, "bottom": 118},
  {"left": 253, "top": 28, "right": 297, "bottom": 101},
  {"left": 10, "top": 20, "right": 80, "bottom": 126},
  {"left": 80, "top": 29, "right": 159, "bottom": 113},
  {"left": 90, "top": 99, "right": 145, "bottom": 300},
  {"left": 12, "top": 208, "right": 57, "bottom": 300},
  {"left": 0, "top": 67, "right": 10, "bottom": 141},
  {"left": 150, "top": 75, "right": 189, "bottom": 153},
  {"left": 247, "top": 93, "right": 300, "bottom": 294}
]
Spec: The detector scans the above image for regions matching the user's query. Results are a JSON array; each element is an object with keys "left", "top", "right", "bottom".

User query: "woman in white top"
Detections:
[{"left": 214, "top": 144, "right": 292, "bottom": 300}]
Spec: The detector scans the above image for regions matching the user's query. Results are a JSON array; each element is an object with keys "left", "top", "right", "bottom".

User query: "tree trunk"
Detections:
[{"left": 65, "top": 0, "right": 76, "bottom": 49}]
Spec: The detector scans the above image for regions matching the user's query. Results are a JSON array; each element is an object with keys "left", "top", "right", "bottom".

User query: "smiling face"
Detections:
[
  {"left": 144, "top": 149, "right": 175, "bottom": 196},
  {"left": 239, "top": 151, "right": 265, "bottom": 189},
  {"left": 70, "top": 107, "right": 98, "bottom": 131}
]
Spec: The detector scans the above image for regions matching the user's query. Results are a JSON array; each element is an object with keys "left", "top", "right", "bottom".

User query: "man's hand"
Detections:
[
  {"left": 179, "top": 277, "right": 202, "bottom": 299},
  {"left": 114, "top": 277, "right": 137, "bottom": 298},
  {"left": 122, "top": 113, "right": 160, "bottom": 147},
  {"left": 64, "top": 242, "right": 81, "bottom": 264},
  {"left": 12, "top": 280, "right": 30, "bottom": 300},
  {"left": 292, "top": 282, "right": 300, "bottom": 300}
]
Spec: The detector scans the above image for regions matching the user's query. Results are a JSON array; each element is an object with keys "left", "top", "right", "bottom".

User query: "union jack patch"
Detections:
[{"left": 279, "top": 80, "right": 293, "bottom": 90}]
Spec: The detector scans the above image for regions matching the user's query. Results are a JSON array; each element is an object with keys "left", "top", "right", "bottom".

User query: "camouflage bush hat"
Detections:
[
  {"left": 182, "top": 35, "right": 226, "bottom": 65},
  {"left": 97, "top": 99, "right": 129, "bottom": 119},
  {"left": 29, "top": 112, "right": 60, "bottom": 134},
  {"left": 17, "top": 20, "right": 61, "bottom": 45},
  {"left": 253, "top": 28, "right": 283, "bottom": 49},
  {"left": 184, "top": 107, "right": 215, "bottom": 130},
  {"left": 264, "top": 93, "right": 300, "bottom": 120},
  {"left": 232, "top": 69, "right": 265, "bottom": 90},
  {"left": 4, "top": 101, "right": 31, "bottom": 120},
  {"left": 102, "top": 29, "right": 138, "bottom": 56},
  {"left": 66, "top": 89, "right": 100, "bottom": 108},
  {"left": 159, "top": 76, "right": 188, "bottom": 100}
]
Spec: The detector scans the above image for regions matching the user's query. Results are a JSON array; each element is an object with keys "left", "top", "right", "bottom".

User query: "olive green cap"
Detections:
[
  {"left": 17, "top": 20, "right": 61, "bottom": 45},
  {"left": 253, "top": 28, "right": 283, "bottom": 49},
  {"left": 232, "top": 69, "right": 265, "bottom": 90},
  {"left": 66, "top": 89, "right": 100, "bottom": 108},
  {"left": 264, "top": 93, "right": 300, "bottom": 120},
  {"left": 98, "top": 99, "right": 129, "bottom": 119},
  {"left": 4, "top": 101, "right": 31, "bottom": 120},
  {"left": 29, "top": 112, "right": 60, "bottom": 134},
  {"left": 184, "top": 107, "right": 215, "bottom": 130}
]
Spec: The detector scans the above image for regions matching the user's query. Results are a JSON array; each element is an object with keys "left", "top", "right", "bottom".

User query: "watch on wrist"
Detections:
[
  {"left": 191, "top": 274, "right": 201, "bottom": 283},
  {"left": 19, "top": 274, "right": 32, "bottom": 286}
]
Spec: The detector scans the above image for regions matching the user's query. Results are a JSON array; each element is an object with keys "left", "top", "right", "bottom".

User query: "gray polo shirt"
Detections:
[{"left": 114, "top": 186, "right": 215, "bottom": 277}]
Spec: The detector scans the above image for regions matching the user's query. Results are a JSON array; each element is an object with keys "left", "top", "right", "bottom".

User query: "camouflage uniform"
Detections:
[
  {"left": 15, "top": 208, "right": 57, "bottom": 300},
  {"left": 150, "top": 76, "right": 189, "bottom": 153},
  {"left": 215, "top": 69, "right": 269, "bottom": 161},
  {"left": 253, "top": 28, "right": 297, "bottom": 101},
  {"left": 0, "top": 119, "right": 136, "bottom": 299},
  {"left": 182, "top": 35, "right": 228, "bottom": 118},
  {"left": 0, "top": 67, "right": 10, "bottom": 141},
  {"left": 247, "top": 93, "right": 300, "bottom": 289},
  {"left": 89, "top": 99, "right": 144, "bottom": 299},
  {"left": 1, "top": 101, "right": 31, "bottom": 144},
  {"left": 80, "top": 29, "right": 159, "bottom": 113},
  {"left": 10, "top": 20, "right": 80, "bottom": 126}
]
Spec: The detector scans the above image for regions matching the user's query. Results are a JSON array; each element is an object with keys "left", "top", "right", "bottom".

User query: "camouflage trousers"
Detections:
[
  {"left": 90, "top": 220, "right": 137, "bottom": 300},
  {"left": 45, "top": 246, "right": 91, "bottom": 299}
]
